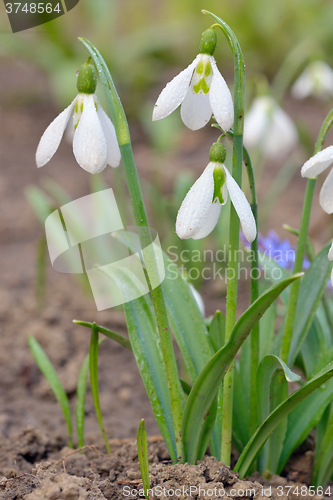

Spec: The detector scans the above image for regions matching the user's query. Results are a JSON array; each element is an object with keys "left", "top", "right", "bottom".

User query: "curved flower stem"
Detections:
[
  {"left": 226, "top": 130, "right": 260, "bottom": 441},
  {"left": 203, "top": 11, "right": 246, "bottom": 466},
  {"left": 280, "top": 108, "right": 333, "bottom": 364},
  {"left": 79, "top": 38, "right": 184, "bottom": 459}
]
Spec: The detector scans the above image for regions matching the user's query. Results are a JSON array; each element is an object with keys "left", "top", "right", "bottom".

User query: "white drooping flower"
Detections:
[
  {"left": 36, "top": 61, "right": 121, "bottom": 174},
  {"left": 176, "top": 143, "right": 256, "bottom": 243},
  {"left": 243, "top": 96, "right": 298, "bottom": 159},
  {"left": 152, "top": 29, "right": 234, "bottom": 132},
  {"left": 301, "top": 146, "right": 333, "bottom": 214},
  {"left": 291, "top": 61, "right": 333, "bottom": 100}
]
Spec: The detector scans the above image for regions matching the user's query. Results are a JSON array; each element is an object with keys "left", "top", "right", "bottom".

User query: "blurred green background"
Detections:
[{"left": 1, "top": 0, "right": 333, "bottom": 110}]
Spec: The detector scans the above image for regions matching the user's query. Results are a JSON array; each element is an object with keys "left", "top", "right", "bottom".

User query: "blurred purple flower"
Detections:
[{"left": 240, "top": 230, "right": 311, "bottom": 271}]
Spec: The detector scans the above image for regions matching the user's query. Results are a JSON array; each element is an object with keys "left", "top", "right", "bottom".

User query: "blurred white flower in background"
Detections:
[
  {"left": 291, "top": 61, "right": 333, "bottom": 100},
  {"left": 301, "top": 145, "right": 333, "bottom": 214},
  {"left": 243, "top": 96, "right": 298, "bottom": 160}
]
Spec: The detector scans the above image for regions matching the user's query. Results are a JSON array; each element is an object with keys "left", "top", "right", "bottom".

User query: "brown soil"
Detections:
[
  {"left": 0, "top": 428, "right": 330, "bottom": 499},
  {"left": 1, "top": 58, "right": 333, "bottom": 498}
]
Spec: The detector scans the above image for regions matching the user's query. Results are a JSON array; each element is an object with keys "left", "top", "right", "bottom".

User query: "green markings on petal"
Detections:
[
  {"left": 213, "top": 164, "right": 226, "bottom": 204},
  {"left": 192, "top": 57, "right": 212, "bottom": 95}
]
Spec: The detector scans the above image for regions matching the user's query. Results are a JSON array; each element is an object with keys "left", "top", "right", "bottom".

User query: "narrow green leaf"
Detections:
[
  {"left": 41, "top": 177, "right": 71, "bottom": 206},
  {"left": 28, "top": 336, "right": 73, "bottom": 448},
  {"left": 99, "top": 262, "right": 177, "bottom": 460},
  {"left": 76, "top": 338, "right": 105, "bottom": 448},
  {"left": 313, "top": 404, "right": 333, "bottom": 486},
  {"left": 182, "top": 274, "right": 302, "bottom": 464},
  {"left": 76, "top": 355, "right": 89, "bottom": 449},
  {"left": 256, "top": 355, "right": 300, "bottom": 473},
  {"left": 25, "top": 186, "right": 54, "bottom": 224},
  {"left": 288, "top": 243, "right": 333, "bottom": 366},
  {"left": 137, "top": 420, "right": 150, "bottom": 499},
  {"left": 161, "top": 253, "right": 214, "bottom": 382},
  {"left": 301, "top": 318, "right": 327, "bottom": 378},
  {"left": 36, "top": 236, "right": 47, "bottom": 310},
  {"left": 73, "top": 320, "right": 132, "bottom": 351},
  {"left": 278, "top": 378, "right": 333, "bottom": 473},
  {"left": 208, "top": 311, "right": 225, "bottom": 353},
  {"left": 235, "top": 361, "right": 333, "bottom": 477},
  {"left": 89, "top": 324, "right": 110, "bottom": 453},
  {"left": 196, "top": 395, "right": 218, "bottom": 461}
]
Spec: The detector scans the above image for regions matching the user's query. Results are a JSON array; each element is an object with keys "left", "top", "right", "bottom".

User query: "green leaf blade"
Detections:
[{"left": 28, "top": 336, "right": 73, "bottom": 448}]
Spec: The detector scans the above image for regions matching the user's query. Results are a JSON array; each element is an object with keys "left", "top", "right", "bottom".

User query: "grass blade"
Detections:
[
  {"left": 89, "top": 324, "right": 110, "bottom": 453},
  {"left": 137, "top": 420, "right": 150, "bottom": 499},
  {"left": 28, "top": 336, "right": 73, "bottom": 448},
  {"left": 76, "top": 355, "right": 89, "bottom": 449},
  {"left": 73, "top": 320, "right": 132, "bottom": 351}
]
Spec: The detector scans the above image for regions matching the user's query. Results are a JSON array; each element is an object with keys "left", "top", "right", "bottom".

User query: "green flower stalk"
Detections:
[
  {"left": 203, "top": 10, "right": 246, "bottom": 466},
  {"left": 78, "top": 38, "right": 184, "bottom": 459}
]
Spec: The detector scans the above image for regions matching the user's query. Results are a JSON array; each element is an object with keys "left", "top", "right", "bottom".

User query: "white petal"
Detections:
[
  {"left": 176, "top": 162, "right": 219, "bottom": 239},
  {"left": 209, "top": 58, "right": 234, "bottom": 131},
  {"left": 36, "top": 97, "right": 76, "bottom": 167},
  {"left": 223, "top": 166, "right": 257, "bottom": 243},
  {"left": 191, "top": 202, "right": 221, "bottom": 239},
  {"left": 301, "top": 146, "right": 333, "bottom": 178},
  {"left": 152, "top": 55, "right": 200, "bottom": 121},
  {"left": 328, "top": 241, "right": 333, "bottom": 261},
  {"left": 180, "top": 88, "right": 212, "bottom": 130},
  {"left": 320, "top": 167, "right": 333, "bottom": 214},
  {"left": 97, "top": 105, "right": 121, "bottom": 168},
  {"left": 73, "top": 95, "right": 108, "bottom": 174}
]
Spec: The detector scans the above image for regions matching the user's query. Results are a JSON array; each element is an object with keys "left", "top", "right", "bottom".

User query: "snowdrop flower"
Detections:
[
  {"left": 153, "top": 29, "right": 234, "bottom": 132},
  {"left": 176, "top": 142, "right": 256, "bottom": 243},
  {"left": 243, "top": 96, "right": 298, "bottom": 159},
  {"left": 36, "top": 61, "right": 121, "bottom": 174},
  {"left": 291, "top": 61, "right": 333, "bottom": 100},
  {"left": 301, "top": 146, "right": 333, "bottom": 213}
]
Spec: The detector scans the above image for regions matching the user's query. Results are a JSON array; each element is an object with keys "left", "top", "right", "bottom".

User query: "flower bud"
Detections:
[
  {"left": 77, "top": 60, "right": 97, "bottom": 94},
  {"left": 199, "top": 28, "right": 217, "bottom": 56},
  {"left": 209, "top": 142, "right": 226, "bottom": 163}
]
